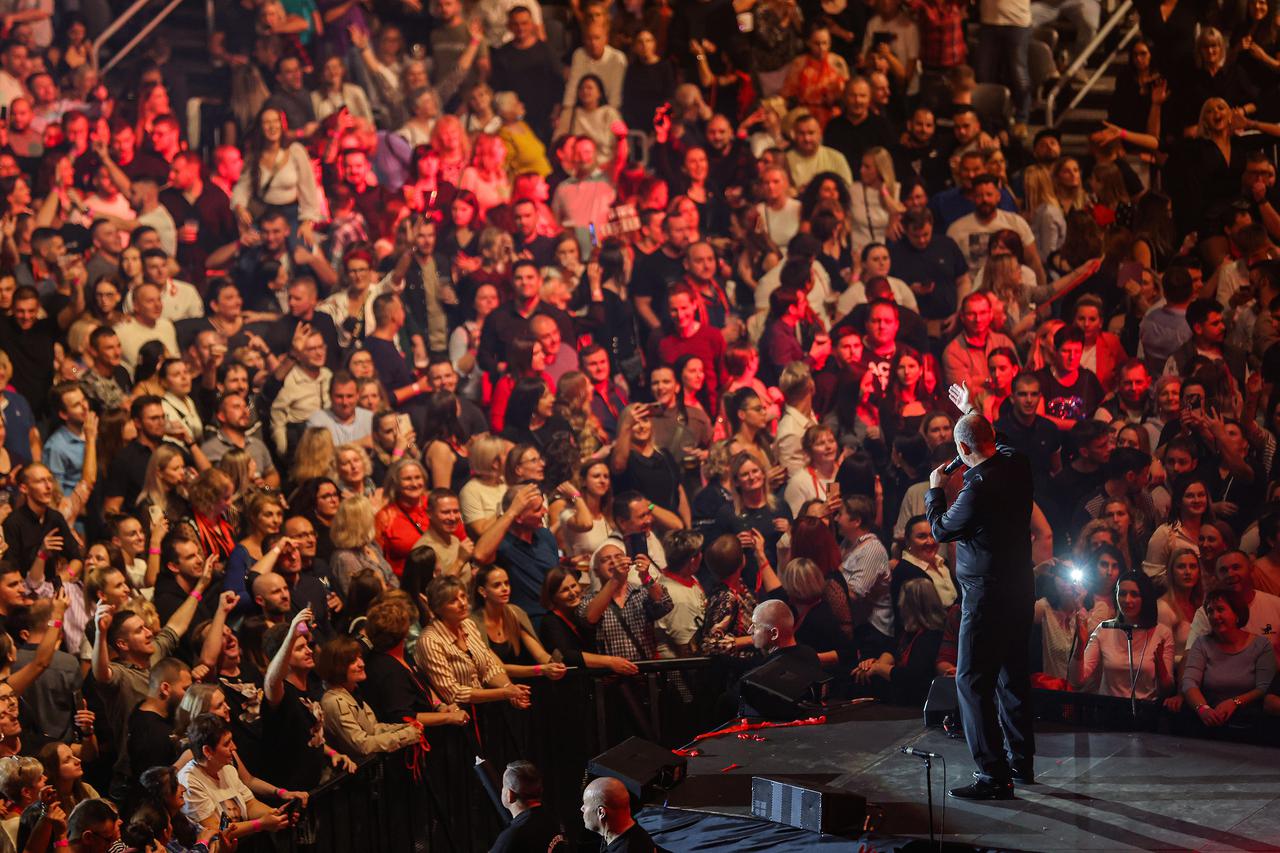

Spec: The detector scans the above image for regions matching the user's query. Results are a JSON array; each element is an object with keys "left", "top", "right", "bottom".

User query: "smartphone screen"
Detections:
[{"left": 624, "top": 532, "right": 649, "bottom": 559}]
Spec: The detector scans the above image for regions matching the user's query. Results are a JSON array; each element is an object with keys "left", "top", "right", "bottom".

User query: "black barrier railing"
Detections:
[
  {"left": 270, "top": 669, "right": 1278, "bottom": 852},
  {"left": 268, "top": 656, "right": 729, "bottom": 853},
  {"left": 1031, "top": 686, "right": 1278, "bottom": 744}
]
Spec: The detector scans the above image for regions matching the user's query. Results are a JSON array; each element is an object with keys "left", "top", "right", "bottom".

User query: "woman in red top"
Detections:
[
  {"left": 488, "top": 336, "right": 553, "bottom": 434},
  {"left": 375, "top": 459, "right": 432, "bottom": 576}
]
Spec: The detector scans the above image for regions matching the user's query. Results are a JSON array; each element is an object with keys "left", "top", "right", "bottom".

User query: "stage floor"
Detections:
[{"left": 637, "top": 704, "right": 1280, "bottom": 852}]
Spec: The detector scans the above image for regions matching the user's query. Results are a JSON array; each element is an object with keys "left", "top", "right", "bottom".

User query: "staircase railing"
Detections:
[
  {"left": 91, "top": 0, "right": 190, "bottom": 76},
  {"left": 1044, "top": 0, "right": 1139, "bottom": 128}
]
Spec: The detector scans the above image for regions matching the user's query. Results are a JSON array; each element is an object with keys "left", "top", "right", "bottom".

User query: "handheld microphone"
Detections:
[
  {"left": 942, "top": 456, "right": 965, "bottom": 475},
  {"left": 900, "top": 745, "right": 941, "bottom": 759}
]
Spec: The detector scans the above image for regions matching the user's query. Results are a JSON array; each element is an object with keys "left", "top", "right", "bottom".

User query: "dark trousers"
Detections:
[{"left": 955, "top": 588, "right": 1035, "bottom": 783}]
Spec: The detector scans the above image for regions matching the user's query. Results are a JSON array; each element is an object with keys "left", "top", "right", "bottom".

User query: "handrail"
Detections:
[
  {"left": 91, "top": 0, "right": 189, "bottom": 76},
  {"left": 1045, "top": 0, "right": 1134, "bottom": 128}
]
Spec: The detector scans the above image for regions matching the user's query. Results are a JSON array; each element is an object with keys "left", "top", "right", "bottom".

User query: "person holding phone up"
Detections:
[{"left": 580, "top": 543, "right": 674, "bottom": 661}]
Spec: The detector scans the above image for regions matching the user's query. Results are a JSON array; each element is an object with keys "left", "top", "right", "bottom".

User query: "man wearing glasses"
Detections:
[{"left": 65, "top": 799, "right": 121, "bottom": 853}]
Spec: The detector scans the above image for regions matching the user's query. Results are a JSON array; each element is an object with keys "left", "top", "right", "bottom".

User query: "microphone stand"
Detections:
[{"left": 1120, "top": 622, "right": 1137, "bottom": 720}]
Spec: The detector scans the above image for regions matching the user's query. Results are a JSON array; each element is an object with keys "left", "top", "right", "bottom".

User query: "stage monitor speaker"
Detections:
[
  {"left": 740, "top": 653, "right": 833, "bottom": 720},
  {"left": 924, "top": 676, "right": 958, "bottom": 726},
  {"left": 587, "top": 736, "right": 687, "bottom": 802},
  {"left": 751, "top": 775, "right": 866, "bottom": 835}
]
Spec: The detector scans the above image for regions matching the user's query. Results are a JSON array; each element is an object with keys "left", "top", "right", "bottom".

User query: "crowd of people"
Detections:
[{"left": 0, "top": 0, "right": 1276, "bottom": 848}]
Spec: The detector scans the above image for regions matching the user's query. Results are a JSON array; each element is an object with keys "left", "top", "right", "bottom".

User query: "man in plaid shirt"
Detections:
[
  {"left": 906, "top": 0, "right": 967, "bottom": 106},
  {"left": 578, "top": 543, "right": 674, "bottom": 660}
]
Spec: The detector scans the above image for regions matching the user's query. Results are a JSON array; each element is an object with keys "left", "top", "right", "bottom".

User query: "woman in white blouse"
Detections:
[
  {"left": 231, "top": 107, "right": 322, "bottom": 243},
  {"left": 848, "top": 146, "right": 903, "bottom": 254},
  {"left": 415, "top": 576, "right": 531, "bottom": 709},
  {"left": 1143, "top": 475, "right": 1212, "bottom": 587},
  {"left": 310, "top": 55, "right": 374, "bottom": 124},
  {"left": 1073, "top": 571, "right": 1176, "bottom": 701}
]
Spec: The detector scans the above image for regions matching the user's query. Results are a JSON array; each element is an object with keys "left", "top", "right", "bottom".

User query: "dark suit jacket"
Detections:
[{"left": 924, "top": 443, "right": 1034, "bottom": 600}]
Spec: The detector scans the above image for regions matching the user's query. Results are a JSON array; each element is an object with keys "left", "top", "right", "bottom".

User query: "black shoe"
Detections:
[{"left": 948, "top": 780, "right": 1015, "bottom": 801}]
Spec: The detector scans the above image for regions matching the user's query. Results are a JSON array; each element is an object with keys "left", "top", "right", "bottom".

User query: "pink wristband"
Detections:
[
  {"left": 252, "top": 818, "right": 262, "bottom": 832},
  {"left": 276, "top": 788, "right": 287, "bottom": 798},
  {"left": 149, "top": 547, "right": 162, "bottom": 555},
  {"left": 191, "top": 590, "right": 203, "bottom": 602}
]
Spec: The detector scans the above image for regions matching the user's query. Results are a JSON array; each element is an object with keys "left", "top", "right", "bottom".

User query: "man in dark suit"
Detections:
[
  {"left": 925, "top": 384, "right": 1035, "bottom": 800},
  {"left": 491, "top": 761, "right": 565, "bottom": 853}
]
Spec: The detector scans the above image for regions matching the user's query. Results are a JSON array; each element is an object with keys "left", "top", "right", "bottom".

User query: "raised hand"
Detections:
[{"left": 947, "top": 382, "right": 972, "bottom": 415}]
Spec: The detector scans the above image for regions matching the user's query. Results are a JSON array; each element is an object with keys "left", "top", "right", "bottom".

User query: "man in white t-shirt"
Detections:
[
  {"left": 113, "top": 282, "right": 180, "bottom": 375},
  {"left": 1186, "top": 551, "right": 1280, "bottom": 659},
  {"left": 946, "top": 176, "right": 1043, "bottom": 283},
  {"left": 655, "top": 530, "right": 707, "bottom": 658},
  {"left": 137, "top": 248, "right": 203, "bottom": 321}
]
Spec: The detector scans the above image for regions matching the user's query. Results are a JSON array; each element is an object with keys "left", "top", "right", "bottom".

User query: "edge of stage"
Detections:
[{"left": 633, "top": 703, "right": 1280, "bottom": 852}]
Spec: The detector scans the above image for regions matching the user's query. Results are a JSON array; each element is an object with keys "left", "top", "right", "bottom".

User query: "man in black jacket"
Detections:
[
  {"left": 491, "top": 761, "right": 566, "bottom": 852},
  {"left": 925, "top": 384, "right": 1035, "bottom": 800}
]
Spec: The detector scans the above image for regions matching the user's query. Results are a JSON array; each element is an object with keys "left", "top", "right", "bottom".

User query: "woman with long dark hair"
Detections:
[
  {"left": 554, "top": 73, "right": 626, "bottom": 165},
  {"left": 488, "top": 336, "right": 551, "bottom": 434},
  {"left": 1073, "top": 571, "right": 1175, "bottom": 701},
  {"left": 230, "top": 107, "right": 321, "bottom": 240},
  {"left": 877, "top": 346, "right": 941, "bottom": 446},
  {"left": 500, "top": 377, "right": 568, "bottom": 453},
  {"left": 1144, "top": 475, "right": 1214, "bottom": 585},
  {"left": 440, "top": 188, "right": 482, "bottom": 261},
  {"left": 422, "top": 392, "right": 471, "bottom": 493}
]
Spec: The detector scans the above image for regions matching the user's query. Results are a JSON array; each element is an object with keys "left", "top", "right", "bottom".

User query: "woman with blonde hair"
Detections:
[
  {"left": 331, "top": 495, "right": 399, "bottom": 593},
  {"left": 1024, "top": 164, "right": 1066, "bottom": 256},
  {"left": 853, "top": 578, "right": 949, "bottom": 705},
  {"left": 224, "top": 490, "right": 286, "bottom": 605},
  {"left": 0, "top": 754, "right": 48, "bottom": 837},
  {"left": 430, "top": 114, "right": 471, "bottom": 186},
  {"left": 1052, "top": 156, "right": 1088, "bottom": 214},
  {"left": 747, "top": 96, "right": 790, "bottom": 157},
  {"left": 458, "top": 134, "right": 511, "bottom": 217},
  {"left": 553, "top": 370, "right": 607, "bottom": 461},
  {"left": 849, "top": 146, "right": 903, "bottom": 253},
  {"left": 375, "top": 459, "right": 433, "bottom": 576},
  {"left": 137, "top": 443, "right": 191, "bottom": 538},
  {"left": 335, "top": 443, "right": 377, "bottom": 501},
  {"left": 458, "top": 434, "right": 508, "bottom": 536},
  {"left": 289, "top": 427, "right": 338, "bottom": 489},
  {"left": 216, "top": 447, "right": 259, "bottom": 523},
  {"left": 775, "top": 558, "right": 854, "bottom": 667},
  {"left": 1158, "top": 547, "right": 1203, "bottom": 671}
]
